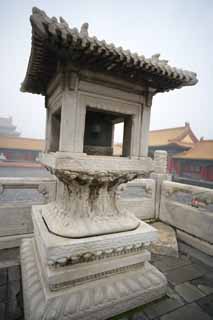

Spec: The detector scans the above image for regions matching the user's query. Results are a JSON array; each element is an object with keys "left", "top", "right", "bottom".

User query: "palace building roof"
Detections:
[
  {"left": 173, "top": 140, "right": 213, "bottom": 161},
  {"left": 21, "top": 7, "right": 198, "bottom": 95},
  {"left": 0, "top": 136, "right": 45, "bottom": 151},
  {"left": 149, "top": 122, "right": 198, "bottom": 148}
]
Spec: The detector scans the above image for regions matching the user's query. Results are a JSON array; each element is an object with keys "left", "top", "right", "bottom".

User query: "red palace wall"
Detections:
[{"left": 172, "top": 159, "right": 213, "bottom": 182}]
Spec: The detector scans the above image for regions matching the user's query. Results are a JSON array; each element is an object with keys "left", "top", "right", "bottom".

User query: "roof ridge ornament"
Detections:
[
  {"left": 151, "top": 53, "right": 168, "bottom": 65},
  {"left": 59, "top": 16, "right": 69, "bottom": 28},
  {"left": 51, "top": 16, "right": 58, "bottom": 23},
  {"left": 80, "top": 22, "right": 89, "bottom": 37}
]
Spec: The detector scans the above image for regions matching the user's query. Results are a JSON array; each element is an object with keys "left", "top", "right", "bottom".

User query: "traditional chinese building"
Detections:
[
  {"left": 0, "top": 117, "right": 20, "bottom": 137},
  {"left": 148, "top": 122, "right": 198, "bottom": 172},
  {"left": 114, "top": 122, "right": 198, "bottom": 161},
  {"left": 0, "top": 136, "right": 44, "bottom": 162},
  {"left": 0, "top": 116, "right": 44, "bottom": 163},
  {"left": 172, "top": 139, "right": 213, "bottom": 185}
]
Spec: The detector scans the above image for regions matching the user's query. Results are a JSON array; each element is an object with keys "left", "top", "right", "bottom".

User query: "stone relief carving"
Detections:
[
  {"left": 42, "top": 169, "right": 148, "bottom": 238},
  {"left": 0, "top": 179, "right": 56, "bottom": 204},
  {"left": 50, "top": 261, "right": 146, "bottom": 291},
  {"left": 21, "top": 238, "right": 166, "bottom": 320},
  {"left": 163, "top": 185, "right": 213, "bottom": 212},
  {"left": 47, "top": 242, "right": 145, "bottom": 268},
  {"left": 119, "top": 183, "right": 153, "bottom": 200},
  {"left": 38, "top": 183, "right": 49, "bottom": 200}
]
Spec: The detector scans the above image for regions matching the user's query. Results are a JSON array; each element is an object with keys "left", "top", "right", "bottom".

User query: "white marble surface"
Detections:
[{"left": 21, "top": 238, "right": 167, "bottom": 320}]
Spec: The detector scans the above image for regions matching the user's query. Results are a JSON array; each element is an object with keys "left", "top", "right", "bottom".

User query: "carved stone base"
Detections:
[
  {"left": 40, "top": 154, "right": 153, "bottom": 238},
  {"left": 42, "top": 170, "right": 142, "bottom": 238},
  {"left": 32, "top": 206, "right": 158, "bottom": 273},
  {"left": 21, "top": 238, "right": 167, "bottom": 320}
]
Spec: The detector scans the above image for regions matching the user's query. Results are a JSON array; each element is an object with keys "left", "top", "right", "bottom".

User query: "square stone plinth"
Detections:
[
  {"left": 33, "top": 207, "right": 159, "bottom": 290},
  {"left": 33, "top": 206, "right": 158, "bottom": 267},
  {"left": 21, "top": 238, "right": 167, "bottom": 320}
]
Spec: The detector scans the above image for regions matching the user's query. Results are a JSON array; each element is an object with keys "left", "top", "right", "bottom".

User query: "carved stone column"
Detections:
[{"left": 139, "top": 89, "right": 156, "bottom": 158}]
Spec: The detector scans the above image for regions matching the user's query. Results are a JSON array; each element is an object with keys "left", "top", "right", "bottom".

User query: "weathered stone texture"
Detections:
[
  {"left": 21, "top": 238, "right": 167, "bottom": 320},
  {"left": 177, "top": 230, "right": 213, "bottom": 256},
  {"left": 153, "top": 150, "right": 168, "bottom": 174},
  {"left": 149, "top": 222, "right": 178, "bottom": 257},
  {"left": 118, "top": 178, "right": 156, "bottom": 220},
  {"left": 159, "top": 181, "right": 213, "bottom": 244}
]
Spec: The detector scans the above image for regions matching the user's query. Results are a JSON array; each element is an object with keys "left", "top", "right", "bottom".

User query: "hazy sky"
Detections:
[{"left": 1, "top": 0, "right": 213, "bottom": 142}]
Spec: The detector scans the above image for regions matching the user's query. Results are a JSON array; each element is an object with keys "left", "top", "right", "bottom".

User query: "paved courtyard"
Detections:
[{"left": 0, "top": 248, "right": 212, "bottom": 320}]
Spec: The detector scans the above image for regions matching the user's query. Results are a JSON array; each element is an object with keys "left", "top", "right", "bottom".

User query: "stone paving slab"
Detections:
[
  {"left": 151, "top": 255, "right": 191, "bottom": 273},
  {"left": 179, "top": 242, "right": 213, "bottom": 267},
  {"left": 143, "top": 294, "right": 184, "bottom": 319},
  {"left": 160, "top": 303, "right": 212, "bottom": 320},
  {"left": 0, "top": 263, "right": 24, "bottom": 320},
  {"left": 109, "top": 309, "right": 148, "bottom": 320},
  {"left": 197, "top": 294, "right": 213, "bottom": 318},
  {"left": 0, "top": 301, "right": 6, "bottom": 316},
  {"left": 131, "top": 311, "right": 149, "bottom": 320},
  {"left": 191, "top": 271, "right": 213, "bottom": 288},
  {"left": 166, "top": 263, "right": 207, "bottom": 286},
  {"left": 0, "top": 285, "right": 7, "bottom": 303},
  {"left": 0, "top": 269, "right": 7, "bottom": 286},
  {"left": 151, "top": 253, "right": 164, "bottom": 262},
  {"left": 197, "top": 284, "right": 213, "bottom": 295},
  {"left": 174, "top": 282, "right": 205, "bottom": 302}
]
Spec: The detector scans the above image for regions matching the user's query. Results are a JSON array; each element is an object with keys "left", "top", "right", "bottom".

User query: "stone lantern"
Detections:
[{"left": 20, "top": 8, "right": 198, "bottom": 320}]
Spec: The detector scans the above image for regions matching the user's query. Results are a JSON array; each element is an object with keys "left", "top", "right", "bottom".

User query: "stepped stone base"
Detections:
[{"left": 21, "top": 238, "right": 167, "bottom": 320}]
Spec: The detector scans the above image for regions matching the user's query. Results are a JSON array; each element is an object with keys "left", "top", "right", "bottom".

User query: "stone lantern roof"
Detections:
[{"left": 21, "top": 7, "right": 198, "bottom": 95}]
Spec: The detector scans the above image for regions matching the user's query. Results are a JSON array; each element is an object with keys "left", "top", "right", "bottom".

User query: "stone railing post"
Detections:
[
  {"left": 153, "top": 150, "right": 167, "bottom": 174},
  {"left": 151, "top": 150, "right": 171, "bottom": 219}
]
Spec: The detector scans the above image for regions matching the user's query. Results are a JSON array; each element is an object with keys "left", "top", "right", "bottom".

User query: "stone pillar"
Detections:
[
  {"left": 59, "top": 91, "right": 78, "bottom": 152},
  {"left": 139, "top": 105, "right": 151, "bottom": 157},
  {"left": 45, "top": 107, "right": 51, "bottom": 152},
  {"left": 151, "top": 150, "right": 171, "bottom": 219},
  {"left": 45, "top": 108, "right": 61, "bottom": 153},
  {"left": 139, "top": 90, "right": 155, "bottom": 158},
  {"left": 123, "top": 117, "right": 132, "bottom": 157},
  {"left": 59, "top": 72, "right": 86, "bottom": 154}
]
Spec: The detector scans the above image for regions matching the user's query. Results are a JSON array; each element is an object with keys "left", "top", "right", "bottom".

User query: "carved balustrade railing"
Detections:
[
  {"left": 159, "top": 181, "right": 213, "bottom": 245},
  {"left": 0, "top": 177, "right": 56, "bottom": 248},
  {"left": 117, "top": 178, "right": 156, "bottom": 220}
]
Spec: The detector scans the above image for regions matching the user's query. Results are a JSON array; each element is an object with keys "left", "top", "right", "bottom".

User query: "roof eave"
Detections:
[{"left": 21, "top": 7, "right": 199, "bottom": 95}]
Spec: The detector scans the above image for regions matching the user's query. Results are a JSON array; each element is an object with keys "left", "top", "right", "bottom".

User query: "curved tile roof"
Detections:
[
  {"left": 173, "top": 140, "right": 213, "bottom": 161},
  {"left": 0, "top": 136, "right": 45, "bottom": 151},
  {"left": 149, "top": 123, "right": 198, "bottom": 147},
  {"left": 21, "top": 7, "right": 198, "bottom": 95}
]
